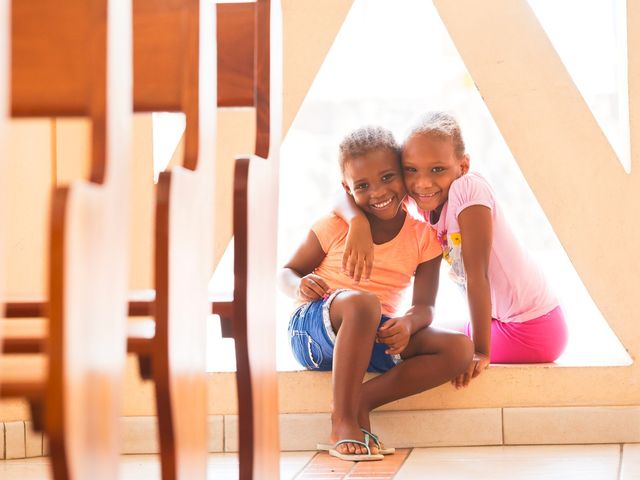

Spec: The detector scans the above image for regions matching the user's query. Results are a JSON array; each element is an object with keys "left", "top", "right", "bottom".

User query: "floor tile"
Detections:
[
  {"left": 1, "top": 446, "right": 623, "bottom": 480},
  {"left": 202, "top": 451, "right": 315, "bottom": 480},
  {"left": 295, "top": 451, "right": 355, "bottom": 479},
  {"left": 295, "top": 450, "right": 410, "bottom": 479},
  {"left": 395, "top": 444, "right": 621, "bottom": 480},
  {"left": 0, "top": 457, "right": 51, "bottom": 480},
  {"left": 281, "top": 451, "right": 317, "bottom": 479},
  {"left": 119, "top": 454, "right": 160, "bottom": 480},
  {"left": 0, "top": 452, "right": 314, "bottom": 480},
  {"left": 346, "top": 449, "right": 410, "bottom": 479},
  {"left": 621, "top": 444, "right": 640, "bottom": 480}
]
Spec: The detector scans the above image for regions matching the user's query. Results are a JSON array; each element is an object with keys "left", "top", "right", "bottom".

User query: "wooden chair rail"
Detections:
[
  {"left": 3, "top": 296, "right": 235, "bottom": 356},
  {"left": 5, "top": 295, "right": 233, "bottom": 318},
  {"left": 2, "top": 319, "right": 46, "bottom": 353},
  {"left": 0, "top": 355, "right": 46, "bottom": 396},
  {"left": 0, "top": 355, "right": 46, "bottom": 430}
]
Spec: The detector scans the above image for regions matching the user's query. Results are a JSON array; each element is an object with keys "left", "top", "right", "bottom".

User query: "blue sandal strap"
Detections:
[{"left": 360, "top": 428, "right": 380, "bottom": 448}]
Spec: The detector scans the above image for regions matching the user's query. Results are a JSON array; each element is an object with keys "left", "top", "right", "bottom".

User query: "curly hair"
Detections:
[
  {"left": 339, "top": 126, "right": 400, "bottom": 173},
  {"left": 404, "top": 111, "right": 466, "bottom": 158}
]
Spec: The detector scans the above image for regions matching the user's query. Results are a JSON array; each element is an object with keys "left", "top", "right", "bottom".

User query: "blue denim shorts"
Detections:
[{"left": 287, "top": 289, "right": 402, "bottom": 373}]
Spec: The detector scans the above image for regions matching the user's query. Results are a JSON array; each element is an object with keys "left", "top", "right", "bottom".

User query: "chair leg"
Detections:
[
  {"left": 29, "top": 398, "right": 44, "bottom": 432},
  {"left": 137, "top": 355, "right": 153, "bottom": 381}
]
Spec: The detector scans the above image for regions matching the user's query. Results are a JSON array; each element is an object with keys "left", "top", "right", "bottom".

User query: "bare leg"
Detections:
[
  {"left": 328, "top": 291, "right": 381, "bottom": 455},
  {"left": 357, "top": 327, "right": 473, "bottom": 432}
]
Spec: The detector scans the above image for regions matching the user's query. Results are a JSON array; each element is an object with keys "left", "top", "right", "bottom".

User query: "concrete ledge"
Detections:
[
  {"left": 4, "top": 406, "right": 640, "bottom": 458},
  {"left": 504, "top": 406, "right": 640, "bottom": 444},
  {"left": 226, "top": 409, "right": 502, "bottom": 451},
  {"left": 370, "top": 409, "right": 502, "bottom": 448},
  {"left": 5, "top": 421, "right": 25, "bottom": 459},
  {"left": 1, "top": 358, "right": 637, "bottom": 422},
  {"left": 274, "top": 365, "right": 639, "bottom": 414}
]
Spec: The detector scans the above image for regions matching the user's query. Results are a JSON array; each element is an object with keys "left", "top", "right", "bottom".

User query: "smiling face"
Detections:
[
  {"left": 342, "top": 148, "right": 406, "bottom": 222},
  {"left": 402, "top": 133, "right": 469, "bottom": 213}
]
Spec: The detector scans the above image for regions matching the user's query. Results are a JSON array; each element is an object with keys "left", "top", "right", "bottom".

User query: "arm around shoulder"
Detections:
[{"left": 333, "top": 189, "right": 374, "bottom": 282}]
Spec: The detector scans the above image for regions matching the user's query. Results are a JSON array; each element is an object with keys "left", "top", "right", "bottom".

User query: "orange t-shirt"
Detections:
[{"left": 311, "top": 213, "right": 442, "bottom": 316}]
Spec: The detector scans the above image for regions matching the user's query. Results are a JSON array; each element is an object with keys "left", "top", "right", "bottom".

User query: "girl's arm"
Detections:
[
  {"left": 333, "top": 190, "right": 373, "bottom": 282},
  {"left": 278, "top": 230, "right": 331, "bottom": 302},
  {"left": 377, "top": 256, "right": 441, "bottom": 355},
  {"left": 455, "top": 204, "right": 493, "bottom": 387}
]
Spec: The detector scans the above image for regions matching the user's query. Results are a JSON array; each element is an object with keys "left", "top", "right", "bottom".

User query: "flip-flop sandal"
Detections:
[
  {"left": 327, "top": 433, "right": 384, "bottom": 462},
  {"left": 318, "top": 430, "right": 394, "bottom": 456},
  {"left": 360, "top": 428, "right": 395, "bottom": 455}
]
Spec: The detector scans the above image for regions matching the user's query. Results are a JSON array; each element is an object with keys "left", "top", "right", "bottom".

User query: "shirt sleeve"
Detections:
[
  {"left": 403, "top": 196, "right": 427, "bottom": 222},
  {"left": 448, "top": 174, "right": 495, "bottom": 219},
  {"left": 418, "top": 225, "right": 443, "bottom": 263},
  {"left": 311, "top": 214, "right": 348, "bottom": 254}
]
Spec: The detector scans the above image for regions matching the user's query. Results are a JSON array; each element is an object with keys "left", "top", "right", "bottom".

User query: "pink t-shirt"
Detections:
[
  {"left": 311, "top": 213, "right": 442, "bottom": 316},
  {"left": 408, "top": 172, "right": 558, "bottom": 323}
]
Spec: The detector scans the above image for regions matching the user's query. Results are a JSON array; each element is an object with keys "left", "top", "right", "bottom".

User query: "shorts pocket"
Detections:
[{"left": 289, "top": 330, "right": 324, "bottom": 370}]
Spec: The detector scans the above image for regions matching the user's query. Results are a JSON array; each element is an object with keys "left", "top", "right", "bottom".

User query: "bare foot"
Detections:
[{"left": 330, "top": 417, "right": 374, "bottom": 455}]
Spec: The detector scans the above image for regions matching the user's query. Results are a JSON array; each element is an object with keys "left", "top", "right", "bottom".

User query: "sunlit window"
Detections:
[
  {"left": 528, "top": 0, "right": 629, "bottom": 172},
  {"left": 274, "top": 0, "right": 630, "bottom": 370},
  {"left": 177, "top": 0, "right": 633, "bottom": 372}
]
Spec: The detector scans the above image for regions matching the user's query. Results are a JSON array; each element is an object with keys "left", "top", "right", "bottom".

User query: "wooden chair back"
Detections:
[
  {"left": 11, "top": 1, "right": 132, "bottom": 478},
  {"left": 221, "top": 1, "right": 282, "bottom": 477},
  {"left": 133, "top": 1, "right": 216, "bottom": 478},
  {"left": 0, "top": 0, "right": 7, "bottom": 365},
  {"left": 217, "top": 0, "right": 272, "bottom": 158}
]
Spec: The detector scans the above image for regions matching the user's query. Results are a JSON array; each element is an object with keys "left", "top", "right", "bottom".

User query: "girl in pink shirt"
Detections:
[{"left": 338, "top": 112, "right": 567, "bottom": 388}]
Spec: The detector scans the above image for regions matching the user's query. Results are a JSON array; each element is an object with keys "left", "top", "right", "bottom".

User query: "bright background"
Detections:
[{"left": 155, "top": 0, "right": 631, "bottom": 371}]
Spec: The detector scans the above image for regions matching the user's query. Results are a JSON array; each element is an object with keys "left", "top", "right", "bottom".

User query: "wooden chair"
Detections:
[
  {"left": 0, "top": 1, "right": 133, "bottom": 480},
  {"left": 223, "top": 1, "right": 282, "bottom": 477},
  {"left": 1, "top": 1, "right": 267, "bottom": 355},
  {"left": 2, "top": 4, "right": 218, "bottom": 478},
  {"left": 3, "top": 1, "right": 282, "bottom": 478},
  {"left": 0, "top": 0, "right": 7, "bottom": 354},
  {"left": 130, "top": 4, "right": 283, "bottom": 478},
  {"left": 129, "top": 1, "right": 217, "bottom": 478}
]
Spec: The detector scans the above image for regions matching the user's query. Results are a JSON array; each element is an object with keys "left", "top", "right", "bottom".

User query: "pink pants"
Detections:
[{"left": 464, "top": 306, "right": 567, "bottom": 363}]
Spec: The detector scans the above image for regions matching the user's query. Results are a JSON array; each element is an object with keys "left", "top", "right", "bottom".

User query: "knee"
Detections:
[
  {"left": 341, "top": 291, "right": 381, "bottom": 327},
  {"left": 446, "top": 333, "right": 474, "bottom": 373}
]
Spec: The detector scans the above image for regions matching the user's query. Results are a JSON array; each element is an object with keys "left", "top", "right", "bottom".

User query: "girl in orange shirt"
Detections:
[{"left": 278, "top": 126, "right": 472, "bottom": 462}]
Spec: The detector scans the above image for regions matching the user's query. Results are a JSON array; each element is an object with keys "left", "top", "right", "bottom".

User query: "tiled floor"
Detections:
[
  {"left": 1, "top": 444, "right": 639, "bottom": 479},
  {"left": 395, "top": 445, "right": 624, "bottom": 480},
  {"left": 0, "top": 452, "right": 314, "bottom": 480}
]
